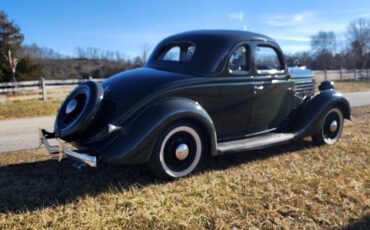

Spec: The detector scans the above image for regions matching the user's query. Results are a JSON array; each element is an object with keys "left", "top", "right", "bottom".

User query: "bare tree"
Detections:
[
  {"left": 142, "top": 43, "right": 150, "bottom": 64},
  {"left": 311, "top": 31, "right": 337, "bottom": 54},
  {"left": 310, "top": 31, "right": 337, "bottom": 70},
  {"left": 4, "top": 50, "right": 18, "bottom": 83},
  {"left": 0, "top": 11, "right": 24, "bottom": 82},
  {"left": 346, "top": 18, "right": 370, "bottom": 68},
  {"left": 21, "top": 43, "right": 63, "bottom": 59},
  {"left": 75, "top": 46, "right": 86, "bottom": 59}
]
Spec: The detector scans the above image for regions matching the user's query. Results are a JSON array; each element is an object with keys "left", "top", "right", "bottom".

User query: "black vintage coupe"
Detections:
[{"left": 41, "top": 30, "right": 350, "bottom": 179}]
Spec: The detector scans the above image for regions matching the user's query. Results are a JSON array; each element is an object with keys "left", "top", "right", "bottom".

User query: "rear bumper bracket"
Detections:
[{"left": 39, "top": 128, "right": 97, "bottom": 167}]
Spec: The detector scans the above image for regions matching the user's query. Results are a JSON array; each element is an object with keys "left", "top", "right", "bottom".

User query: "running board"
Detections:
[{"left": 217, "top": 133, "right": 296, "bottom": 154}]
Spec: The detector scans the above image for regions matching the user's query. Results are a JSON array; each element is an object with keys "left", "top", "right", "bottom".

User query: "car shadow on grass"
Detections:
[
  {"left": 341, "top": 214, "right": 370, "bottom": 230},
  {"left": 0, "top": 140, "right": 315, "bottom": 213}
]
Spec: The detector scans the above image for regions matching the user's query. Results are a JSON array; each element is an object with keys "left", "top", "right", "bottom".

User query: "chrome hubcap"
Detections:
[
  {"left": 330, "top": 120, "right": 338, "bottom": 133},
  {"left": 175, "top": 143, "right": 189, "bottom": 160},
  {"left": 65, "top": 99, "right": 77, "bottom": 114}
]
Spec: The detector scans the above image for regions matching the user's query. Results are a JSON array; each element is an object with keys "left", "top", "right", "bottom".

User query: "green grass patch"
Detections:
[
  {"left": 0, "top": 106, "right": 369, "bottom": 229},
  {"left": 0, "top": 100, "right": 61, "bottom": 120}
]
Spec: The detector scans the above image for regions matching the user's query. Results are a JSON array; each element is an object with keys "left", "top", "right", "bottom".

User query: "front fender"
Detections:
[
  {"left": 290, "top": 89, "right": 351, "bottom": 138},
  {"left": 99, "top": 97, "right": 217, "bottom": 164}
]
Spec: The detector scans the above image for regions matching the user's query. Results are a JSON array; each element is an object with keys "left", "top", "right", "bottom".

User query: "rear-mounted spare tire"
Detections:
[{"left": 55, "top": 81, "right": 104, "bottom": 140}]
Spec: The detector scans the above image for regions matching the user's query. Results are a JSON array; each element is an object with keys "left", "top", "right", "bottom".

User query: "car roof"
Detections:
[
  {"left": 147, "top": 30, "right": 279, "bottom": 76},
  {"left": 164, "top": 30, "right": 275, "bottom": 43}
]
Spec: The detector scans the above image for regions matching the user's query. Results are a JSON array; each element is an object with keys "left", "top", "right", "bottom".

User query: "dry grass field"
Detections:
[
  {"left": 335, "top": 81, "right": 370, "bottom": 92},
  {"left": 0, "top": 106, "right": 369, "bottom": 229},
  {"left": 0, "top": 100, "right": 60, "bottom": 120},
  {"left": 314, "top": 80, "right": 370, "bottom": 93}
]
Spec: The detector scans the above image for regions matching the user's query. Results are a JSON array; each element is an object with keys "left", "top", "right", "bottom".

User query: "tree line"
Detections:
[
  {"left": 0, "top": 11, "right": 146, "bottom": 82},
  {"left": 20, "top": 44, "right": 146, "bottom": 80},
  {"left": 286, "top": 18, "right": 370, "bottom": 70},
  {"left": 1, "top": 10, "right": 370, "bottom": 82}
]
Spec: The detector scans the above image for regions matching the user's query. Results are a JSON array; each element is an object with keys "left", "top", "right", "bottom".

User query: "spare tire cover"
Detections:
[{"left": 55, "top": 81, "right": 104, "bottom": 139}]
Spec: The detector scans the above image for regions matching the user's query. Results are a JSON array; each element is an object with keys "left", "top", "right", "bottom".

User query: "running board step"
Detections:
[{"left": 217, "top": 133, "right": 296, "bottom": 154}]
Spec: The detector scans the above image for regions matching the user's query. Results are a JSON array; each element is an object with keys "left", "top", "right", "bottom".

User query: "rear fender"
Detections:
[
  {"left": 100, "top": 97, "right": 217, "bottom": 164},
  {"left": 290, "top": 89, "right": 351, "bottom": 137}
]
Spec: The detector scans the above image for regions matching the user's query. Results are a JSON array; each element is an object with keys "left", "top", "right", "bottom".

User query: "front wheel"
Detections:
[
  {"left": 312, "top": 107, "right": 344, "bottom": 145},
  {"left": 150, "top": 122, "right": 204, "bottom": 180}
]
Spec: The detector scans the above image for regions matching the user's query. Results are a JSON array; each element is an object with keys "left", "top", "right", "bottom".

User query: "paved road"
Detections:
[
  {"left": 342, "top": 91, "right": 370, "bottom": 107},
  {"left": 0, "top": 116, "right": 55, "bottom": 153},
  {"left": 0, "top": 91, "right": 369, "bottom": 153}
]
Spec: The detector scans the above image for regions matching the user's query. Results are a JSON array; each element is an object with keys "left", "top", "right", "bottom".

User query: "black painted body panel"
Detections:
[{"left": 64, "top": 30, "right": 350, "bottom": 165}]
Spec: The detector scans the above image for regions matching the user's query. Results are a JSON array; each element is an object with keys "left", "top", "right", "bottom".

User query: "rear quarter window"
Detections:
[{"left": 157, "top": 43, "right": 195, "bottom": 62}]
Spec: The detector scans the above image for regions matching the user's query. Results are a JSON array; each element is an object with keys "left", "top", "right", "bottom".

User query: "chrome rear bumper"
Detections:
[{"left": 39, "top": 129, "right": 97, "bottom": 167}]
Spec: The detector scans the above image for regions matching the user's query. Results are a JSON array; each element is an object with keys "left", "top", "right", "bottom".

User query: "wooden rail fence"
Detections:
[
  {"left": 0, "top": 69, "right": 369, "bottom": 103},
  {"left": 314, "top": 69, "right": 370, "bottom": 82},
  {"left": 0, "top": 78, "right": 104, "bottom": 103}
]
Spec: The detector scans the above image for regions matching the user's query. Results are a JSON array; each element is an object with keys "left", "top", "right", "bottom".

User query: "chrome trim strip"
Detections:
[{"left": 108, "top": 123, "right": 121, "bottom": 133}]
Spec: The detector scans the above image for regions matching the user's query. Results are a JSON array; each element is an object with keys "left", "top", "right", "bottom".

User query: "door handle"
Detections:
[{"left": 254, "top": 85, "right": 264, "bottom": 90}]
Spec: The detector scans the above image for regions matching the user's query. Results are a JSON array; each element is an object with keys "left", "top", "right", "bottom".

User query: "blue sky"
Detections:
[{"left": 1, "top": 0, "right": 370, "bottom": 57}]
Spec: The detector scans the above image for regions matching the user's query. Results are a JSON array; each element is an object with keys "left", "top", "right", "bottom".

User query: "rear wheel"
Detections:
[
  {"left": 150, "top": 122, "right": 204, "bottom": 180},
  {"left": 312, "top": 108, "right": 344, "bottom": 145}
]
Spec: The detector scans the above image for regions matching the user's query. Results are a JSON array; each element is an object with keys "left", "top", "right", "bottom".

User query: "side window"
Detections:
[
  {"left": 186, "top": 46, "right": 195, "bottom": 61},
  {"left": 158, "top": 44, "right": 196, "bottom": 62},
  {"left": 228, "top": 46, "right": 250, "bottom": 75},
  {"left": 163, "top": 46, "right": 181, "bottom": 61},
  {"left": 255, "top": 46, "right": 283, "bottom": 74}
]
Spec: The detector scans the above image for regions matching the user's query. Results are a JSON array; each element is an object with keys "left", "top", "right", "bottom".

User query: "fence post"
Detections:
[
  {"left": 353, "top": 69, "right": 357, "bottom": 80},
  {"left": 41, "top": 77, "right": 47, "bottom": 101},
  {"left": 339, "top": 68, "right": 343, "bottom": 80},
  {"left": 367, "top": 69, "right": 369, "bottom": 81},
  {"left": 324, "top": 69, "right": 328, "bottom": 80}
]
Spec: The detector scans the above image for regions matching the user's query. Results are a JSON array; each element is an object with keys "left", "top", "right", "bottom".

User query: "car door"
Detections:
[
  {"left": 214, "top": 44, "right": 255, "bottom": 141},
  {"left": 246, "top": 42, "right": 294, "bottom": 135}
]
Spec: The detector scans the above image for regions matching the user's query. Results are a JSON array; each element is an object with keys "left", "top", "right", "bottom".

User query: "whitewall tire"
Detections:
[{"left": 150, "top": 122, "right": 204, "bottom": 179}]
